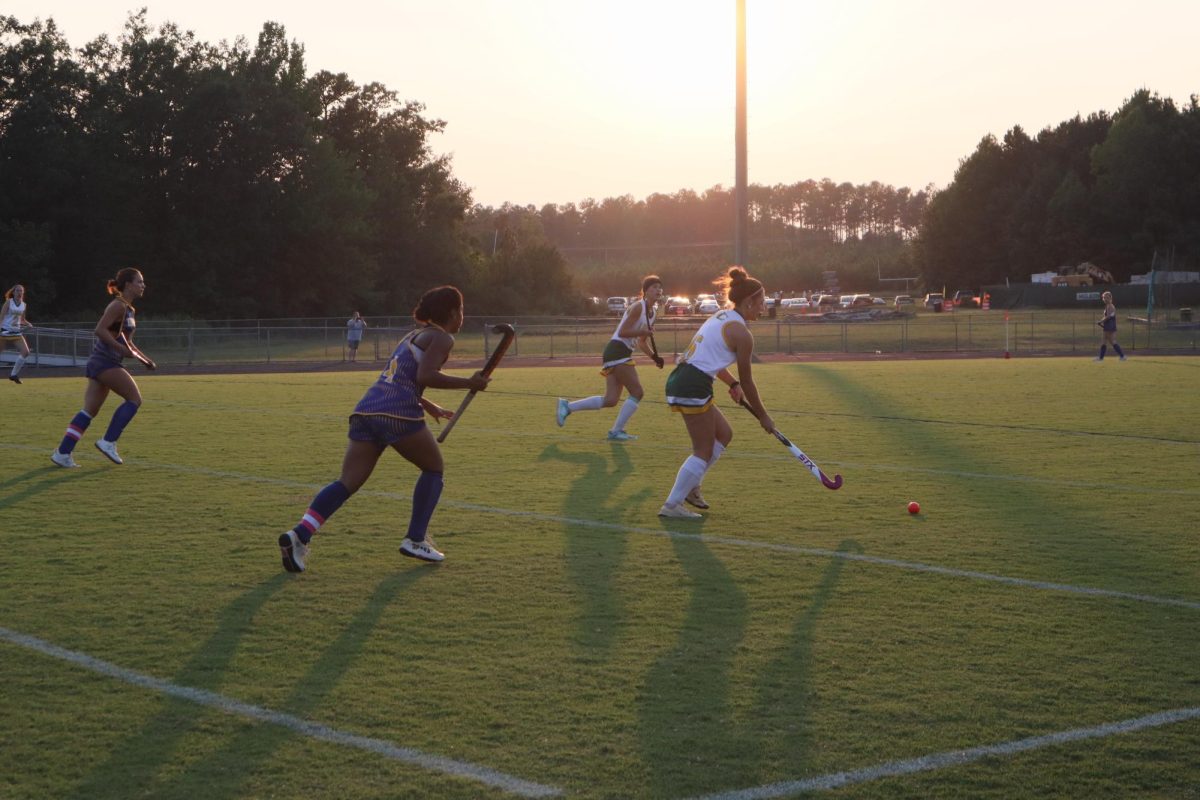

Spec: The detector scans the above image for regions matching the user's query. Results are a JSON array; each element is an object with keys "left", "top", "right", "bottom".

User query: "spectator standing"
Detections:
[{"left": 347, "top": 311, "right": 368, "bottom": 363}]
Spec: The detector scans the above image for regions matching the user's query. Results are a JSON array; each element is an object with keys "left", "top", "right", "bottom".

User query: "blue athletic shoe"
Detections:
[
  {"left": 556, "top": 398, "right": 570, "bottom": 427},
  {"left": 606, "top": 430, "right": 638, "bottom": 442}
]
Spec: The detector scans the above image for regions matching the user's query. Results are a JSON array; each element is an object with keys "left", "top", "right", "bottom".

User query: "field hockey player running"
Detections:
[
  {"left": 556, "top": 275, "right": 665, "bottom": 441},
  {"left": 1, "top": 284, "right": 35, "bottom": 384},
  {"left": 659, "top": 266, "right": 774, "bottom": 518},
  {"left": 278, "top": 285, "right": 489, "bottom": 572},
  {"left": 51, "top": 268, "right": 156, "bottom": 468}
]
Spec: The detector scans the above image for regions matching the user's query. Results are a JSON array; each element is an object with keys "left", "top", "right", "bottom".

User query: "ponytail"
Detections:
[
  {"left": 714, "top": 266, "right": 763, "bottom": 307},
  {"left": 107, "top": 267, "right": 142, "bottom": 296}
]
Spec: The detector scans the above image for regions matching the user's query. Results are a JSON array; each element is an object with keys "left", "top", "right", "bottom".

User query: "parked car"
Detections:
[
  {"left": 838, "top": 294, "right": 855, "bottom": 308},
  {"left": 607, "top": 296, "right": 629, "bottom": 315},
  {"left": 664, "top": 296, "right": 692, "bottom": 315},
  {"left": 695, "top": 294, "right": 720, "bottom": 314},
  {"left": 811, "top": 294, "right": 837, "bottom": 310},
  {"left": 894, "top": 294, "right": 914, "bottom": 307},
  {"left": 924, "top": 292, "right": 945, "bottom": 311},
  {"left": 850, "top": 293, "right": 873, "bottom": 307},
  {"left": 872, "top": 297, "right": 886, "bottom": 305},
  {"left": 953, "top": 290, "right": 979, "bottom": 308},
  {"left": 781, "top": 297, "right": 810, "bottom": 310}
]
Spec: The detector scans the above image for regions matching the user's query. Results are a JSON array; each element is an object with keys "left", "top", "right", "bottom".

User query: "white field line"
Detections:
[
  {"left": 6, "top": 443, "right": 1198, "bottom": 612},
  {"left": 0, "top": 626, "right": 562, "bottom": 798},
  {"left": 18, "top": 390, "right": 1200, "bottom": 495},
  {"left": 686, "top": 705, "right": 1200, "bottom": 800}
]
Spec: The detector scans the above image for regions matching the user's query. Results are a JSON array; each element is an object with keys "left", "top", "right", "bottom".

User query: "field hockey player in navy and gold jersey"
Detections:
[
  {"left": 50, "top": 268, "right": 156, "bottom": 468},
  {"left": 278, "top": 285, "right": 490, "bottom": 572},
  {"left": 659, "top": 266, "right": 775, "bottom": 518}
]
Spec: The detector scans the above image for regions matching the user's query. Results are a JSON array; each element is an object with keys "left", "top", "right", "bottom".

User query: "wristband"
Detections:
[{"left": 729, "top": 381, "right": 740, "bottom": 390}]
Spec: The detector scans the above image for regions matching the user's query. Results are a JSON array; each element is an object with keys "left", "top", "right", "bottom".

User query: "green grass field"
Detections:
[{"left": 2, "top": 357, "right": 1198, "bottom": 799}]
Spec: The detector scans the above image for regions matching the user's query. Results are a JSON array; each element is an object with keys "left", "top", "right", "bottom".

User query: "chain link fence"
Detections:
[{"left": 4, "top": 311, "right": 1197, "bottom": 372}]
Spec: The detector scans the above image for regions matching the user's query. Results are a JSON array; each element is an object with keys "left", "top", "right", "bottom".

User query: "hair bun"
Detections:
[{"left": 727, "top": 266, "right": 748, "bottom": 283}]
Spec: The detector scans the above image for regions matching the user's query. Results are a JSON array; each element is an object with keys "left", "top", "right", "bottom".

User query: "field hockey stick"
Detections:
[
  {"left": 436, "top": 323, "right": 516, "bottom": 443},
  {"left": 119, "top": 333, "right": 156, "bottom": 370},
  {"left": 648, "top": 332, "right": 664, "bottom": 368},
  {"left": 738, "top": 399, "right": 843, "bottom": 490}
]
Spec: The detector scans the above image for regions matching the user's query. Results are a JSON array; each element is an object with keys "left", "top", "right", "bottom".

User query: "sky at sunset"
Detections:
[{"left": 8, "top": 1, "right": 1199, "bottom": 208}]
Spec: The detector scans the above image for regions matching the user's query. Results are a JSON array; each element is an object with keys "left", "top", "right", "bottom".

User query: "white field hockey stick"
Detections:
[
  {"left": 436, "top": 323, "right": 515, "bottom": 443},
  {"left": 739, "top": 399, "right": 843, "bottom": 490}
]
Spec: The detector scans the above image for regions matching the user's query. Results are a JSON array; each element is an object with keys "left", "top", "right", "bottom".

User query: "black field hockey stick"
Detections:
[
  {"left": 738, "top": 398, "right": 842, "bottom": 490},
  {"left": 648, "top": 331, "right": 664, "bottom": 368},
  {"left": 437, "top": 323, "right": 515, "bottom": 443}
]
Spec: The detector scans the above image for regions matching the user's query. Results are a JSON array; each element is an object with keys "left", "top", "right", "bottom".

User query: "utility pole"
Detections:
[{"left": 734, "top": 0, "right": 748, "bottom": 267}]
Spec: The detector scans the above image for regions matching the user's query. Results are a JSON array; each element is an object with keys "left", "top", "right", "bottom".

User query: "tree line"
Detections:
[
  {"left": 919, "top": 90, "right": 1200, "bottom": 291},
  {"left": 1, "top": 13, "right": 573, "bottom": 318},
  {"left": 469, "top": 181, "right": 929, "bottom": 298},
  {"left": 4, "top": 13, "right": 1197, "bottom": 318}
]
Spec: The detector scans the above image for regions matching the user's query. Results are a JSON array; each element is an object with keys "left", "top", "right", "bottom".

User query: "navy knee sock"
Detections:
[
  {"left": 406, "top": 471, "right": 444, "bottom": 543},
  {"left": 1098, "top": 344, "right": 1107, "bottom": 360},
  {"left": 58, "top": 410, "right": 93, "bottom": 454},
  {"left": 103, "top": 401, "right": 140, "bottom": 442},
  {"left": 1113, "top": 343, "right": 1125, "bottom": 357},
  {"left": 293, "top": 480, "right": 352, "bottom": 543}
]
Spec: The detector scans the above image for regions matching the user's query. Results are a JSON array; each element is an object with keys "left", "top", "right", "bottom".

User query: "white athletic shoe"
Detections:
[
  {"left": 606, "top": 430, "right": 638, "bottom": 442},
  {"left": 50, "top": 450, "right": 80, "bottom": 468},
  {"left": 658, "top": 503, "right": 703, "bottom": 519},
  {"left": 556, "top": 398, "right": 570, "bottom": 427},
  {"left": 1119, "top": 355, "right": 1127, "bottom": 361},
  {"left": 95, "top": 439, "right": 123, "bottom": 464},
  {"left": 685, "top": 486, "right": 710, "bottom": 510},
  {"left": 400, "top": 536, "right": 445, "bottom": 563},
  {"left": 278, "top": 530, "right": 308, "bottom": 573}
]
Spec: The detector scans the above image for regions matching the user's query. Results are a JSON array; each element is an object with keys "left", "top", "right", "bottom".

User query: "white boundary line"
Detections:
[
  {"left": 4, "top": 443, "right": 1198, "bottom": 612},
  {"left": 687, "top": 705, "right": 1200, "bottom": 800},
  {"left": 7, "top": 447, "right": 1200, "bottom": 796},
  {"left": 0, "top": 626, "right": 562, "bottom": 798}
]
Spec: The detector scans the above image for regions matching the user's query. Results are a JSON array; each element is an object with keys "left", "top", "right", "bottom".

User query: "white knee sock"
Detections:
[
  {"left": 666, "top": 456, "right": 708, "bottom": 507},
  {"left": 707, "top": 440, "right": 726, "bottom": 469},
  {"left": 610, "top": 396, "right": 639, "bottom": 433},
  {"left": 568, "top": 395, "right": 605, "bottom": 413},
  {"left": 10, "top": 355, "right": 26, "bottom": 376}
]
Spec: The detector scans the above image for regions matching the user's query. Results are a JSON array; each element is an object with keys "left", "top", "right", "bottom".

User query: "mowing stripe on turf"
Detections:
[
  {"left": 686, "top": 705, "right": 1200, "bottom": 800},
  {"left": 0, "top": 626, "right": 563, "bottom": 798},
  {"left": 10, "top": 443, "right": 1196, "bottom": 613}
]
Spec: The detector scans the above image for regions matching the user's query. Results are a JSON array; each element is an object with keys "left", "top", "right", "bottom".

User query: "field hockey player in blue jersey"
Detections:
[
  {"left": 278, "top": 285, "right": 490, "bottom": 572},
  {"left": 51, "top": 268, "right": 156, "bottom": 468}
]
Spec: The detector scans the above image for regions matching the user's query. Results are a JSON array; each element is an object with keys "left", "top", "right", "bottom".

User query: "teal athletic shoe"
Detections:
[{"left": 606, "top": 430, "right": 638, "bottom": 442}]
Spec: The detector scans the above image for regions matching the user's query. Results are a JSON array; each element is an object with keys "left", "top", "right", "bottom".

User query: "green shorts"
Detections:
[
  {"left": 600, "top": 339, "right": 634, "bottom": 375},
  {"left": 665, "top": 362, "right": 714, "bottom": 414}
]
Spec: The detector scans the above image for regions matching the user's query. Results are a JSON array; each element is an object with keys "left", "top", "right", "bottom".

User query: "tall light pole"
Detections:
[{"left": 734, "top": 0, "right": 748, "bottom": 267}]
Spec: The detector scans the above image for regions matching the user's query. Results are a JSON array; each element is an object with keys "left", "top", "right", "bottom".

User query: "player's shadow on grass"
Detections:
[
  {"left": 635, "top": 535, "right": 747, "bottom": 797},
  {"left": 537, "top": 442, "right": 651, "bottom": 652},
  {"left": 746, "top": 539, "right": 859, "bottom": 784},
  {"left": 68, "top": 569, "right": 429, "bottom": 800},
  {"left": 0, "top": 466, "right": 106, "bottom": 510},
  {"left": 66, "top": 573, "right": 291, "bottom": 800},
  {"left": 796, "top": 362, "right": 1171, "bottom": 585}
]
